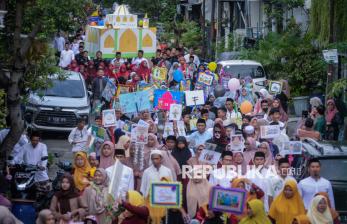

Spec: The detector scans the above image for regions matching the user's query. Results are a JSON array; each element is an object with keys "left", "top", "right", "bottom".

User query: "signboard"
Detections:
[
  {"left": 281, "top": 141, "right": 302, "bottom": 155},
  {"left": 322, "top": 49, "right": 338, "bottom": 64},
  {"left": 102, "top": 109, "right": 117, "bottom": 127},
  {"left": 209, "top": 186, "right": 247, "bottom": 214}
]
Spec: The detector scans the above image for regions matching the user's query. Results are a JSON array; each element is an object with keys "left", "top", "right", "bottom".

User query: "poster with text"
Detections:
[
  {"left": 260, "top": 125, "right": 281, "bottom": 139},
  {"left": 169, "top": 104, "right": 183, "bottom": 121},
  {"left": 185, "top": 90, "right": 205, "bottom": 106},
  {"left": 102, "top": 109, "right": 116, "bottom": 127}
]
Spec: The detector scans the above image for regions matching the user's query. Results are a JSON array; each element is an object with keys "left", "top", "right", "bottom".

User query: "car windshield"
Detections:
[
  {"left": 320, "top": 158, "right": 347, "bottom": 181},
  {"left": 221, "top": 65, "right": 265, "bottom": 78},
  {"left": 40, "top": 79, "right": 85, "bottom": 98}
]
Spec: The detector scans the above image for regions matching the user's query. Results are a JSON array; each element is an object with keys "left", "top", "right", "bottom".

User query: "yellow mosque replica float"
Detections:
[{"left": 85, "top": 4, "right": 157, "bottom": 59}]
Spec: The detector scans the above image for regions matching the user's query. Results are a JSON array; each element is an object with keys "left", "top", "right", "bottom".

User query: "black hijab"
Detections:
[{"left": 171, "top": 136, "right": 192, "bottom": 168}]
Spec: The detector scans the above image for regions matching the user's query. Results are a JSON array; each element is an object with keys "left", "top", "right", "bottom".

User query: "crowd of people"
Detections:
[{"left": 0, "top": 28, "right": 344, "bottom": 224}]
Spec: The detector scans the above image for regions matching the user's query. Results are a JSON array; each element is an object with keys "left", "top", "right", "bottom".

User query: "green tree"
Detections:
[
  {"left": 241, "top": 20, "right": 326, "bottom": 96},
  {"left": 310, "top": 0, "right": 347, "bottom": 43},
  {"left": 0, "top": 0, "right": 92, "bottom": 169}
]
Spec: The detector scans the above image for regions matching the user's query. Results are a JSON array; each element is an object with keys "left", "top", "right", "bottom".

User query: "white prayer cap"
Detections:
[
  {"left": 244, "top": 125, "right": 254, "bottom": 135},
  {"left": 150, "top": 149, "right": 162, "bottom": 157}
]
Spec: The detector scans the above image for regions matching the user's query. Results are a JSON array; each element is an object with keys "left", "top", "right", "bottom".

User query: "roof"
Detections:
[
  {"left": 217, "top": 60, "right": 263, "bottom": 66},
  {"left": 113, "top": 4, "right": 130, "bottom": 15}
]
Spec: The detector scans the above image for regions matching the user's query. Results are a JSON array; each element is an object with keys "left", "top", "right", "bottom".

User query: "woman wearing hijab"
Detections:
[
  {"left": 315, "top": 192, "right": 340, "bottom": 223},
  {"left": 186, "top": 169, "right": 211, "bottom": 219},
  {"left": 73, "top": 151, "right": 93, "bottom": 192},
  {"left": 230, "top": 178, "right": 265, "bottom": 224},
  {"left": 257, "top": 141, "right": 274, "bottom": 168},
  {"left": 168, "top": 62, "right": 180, "bottom": 83},
  {"left": 239, "top": 199, "right": 271, "bottom": 224},
  {"left": 117, "top": 64, "right": 130, "bottom": 80},
  {"left": 238, "top": 87, "right": 254, "bottom": 105},
  {"left": 144, "top": 133, "right": 160, "bottom": 167},
  {"left": 326, "top": 99, "right": 344, "bottom": 141},
  {"left": 68, "top": 60, "right": 80, "bottom": 72},
  {"left": 136, "top": 60, "right": 151, "bottom": 82},
  {"left": 127, "top": 72, "right": 142, "bottom": 91},
  {"left": 232, "top": 151, "right": 247, "bottom": 175},
  {"left": 116, "top": 135, "right": 131, "bottom": 157},
  {"left": 187, "top": 144, "right": 206, "bottom": 166},
  {"left": 271, "top": 98, "right": 289, "bottom": 122},
  {"left": 253, "top": 88, "right": 272, "bottom": 114},
  {"left": 119, "top": 190, "right": 149, "bottom": 224},
  {"left": 171, "top": 136, "right": 192, "bottom": 168},
  {"left": 307, "top": 195, "right": 334, "bottom": 224},
  {"left": 36, "top": 209, "right": 55, "bottom": 224},
  {"left": 50, "top": 174, "right": 87, "bottom": 223},
  {"left": 206, "top": 123, "right": 228, "bottom": 153},
  {"left": 242, "top": 137, "right": 257, "bottom": 165},
  {"left": 269, "top": 180, "right": 306, "bottom": 224},
  {"left": 84, "top": 168, "right": 111, "bottom": 224},
  {"left": 99, "top": 141, "right": 115, "bottom": 169},
  {"left": 0, "top": 206, "right": 23, "bottom": 224}
]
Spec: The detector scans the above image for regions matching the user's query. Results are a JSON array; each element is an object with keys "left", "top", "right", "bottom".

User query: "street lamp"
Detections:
[{"left": 0, "top": 10, "right": 7, "bottom": 28}]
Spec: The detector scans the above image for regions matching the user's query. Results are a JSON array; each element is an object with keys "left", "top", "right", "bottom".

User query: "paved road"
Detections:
[{"left": 42, "top": 117, "right": 300, "bottom": 179}]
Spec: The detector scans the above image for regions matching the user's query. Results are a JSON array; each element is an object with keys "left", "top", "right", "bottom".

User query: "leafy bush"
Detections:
[{"left": 241, "top": 20, "right": 326, "bottom": 97}]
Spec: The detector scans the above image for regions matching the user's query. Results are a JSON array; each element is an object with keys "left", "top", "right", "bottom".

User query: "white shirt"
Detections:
[
  {"left": 59, "top": 49, "right": 75, "bottom": 68},
  {"left": 184, "top": 54, "right": 200, "bottom": 66},
  {"left": 54, "top": 36, "right": 65, "bottom": 52},
  {"left": 106, "top": 163, "right": 134, "bottom": 199},
  {"left": 0, "top": 129, "right": 28, "bottom": 164},
  {"left": 268, "top": 175, "right": 296, "bottom": 198},
  {"left": 68, "top": 127, "right": 90, "bottom": 152},
  {"left": 246, "top": 167, "right": 272, "bottom": 212},
  {"left": 14, "top": 142, "right": 49, "bottom": 182},
  {"left": 131, "top": 57, "right": 148, "bottom": 67},
  {"left": 140, "top": 165, "right": 173, "bottom": 197},
  {"left": 187, "top": 131, "right": 213, "bottom": 146},
  {"left": 111, "top": 58, "right": 126, "bottom": 65},
  {"left": 71, "top": 43, "right": 79, "bottom": 55},
  {"left": 298, "top": 176, "right": 335, "bottom": 209},
  {"left": 226, "top": 110, "right": 242, "bottom": 126},
  {"left": 209, "top": 167, "right": 236, "bottom": 188},
  {"left": 115, "top": 119, "right": 125, "bottom": 130}
]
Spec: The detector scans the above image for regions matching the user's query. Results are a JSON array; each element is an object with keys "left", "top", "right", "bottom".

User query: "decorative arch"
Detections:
[
  {"left": 122, "top": 16, "right": 127, "bottom": 22},
  {"left": 119, "top": 29, "right": 137, "bottom": 52},
  {"left": 116, "top": 16, "right": 121, "bottom": 22},
  {"left": 104, "top": 35, "right": 114, "bottom": 49},
  {"left": 142, "top": 34, "right": 153, "bottom": 47},
  {"left": 129, "top": 16, "right": 134, "bottom": 22}
]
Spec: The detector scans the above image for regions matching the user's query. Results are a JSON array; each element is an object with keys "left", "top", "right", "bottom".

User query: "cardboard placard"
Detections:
[
  {"left": 199, "top": 143, "right": 221, "bottom": 165},
  {"left": 102, "top": 109, "right": 117, "bottom": 127},
  {"left": 91, "top": 125, "right": 106, "bottom": 140},
  {"left": 230, "top": 134, "right": 245, "bottom": 152},
  {"left": 169, "top": 104, "right": 182, "bottom": 121},
  {"left": 150, "top": 182, "right": 182, "bottom": 208},
  {"left": 281, "top": 141, "right": 302, "bottom": 155},
  {"left": 197, "top": 72, "right": 214, "bottom": 86},
  {"left": 154, "top": 90, "right": 184, "bottom": 111},
  {"left": 135, "top": 125, "right": 149, "bottom": 144},
  {"left": 119, "top": 91, "right": 151, "bottom": 113},
  {"left": 209, "top": 186, "right": 247, "bottom": 215},
  {"left": 185, "top": 90, "right": 205, "bottom": 106},
  {"left": 269, "top": 81, "right": 283, "bottom": 95},
  {"left": 163, "top": 122, "right": 174, "bottom": 138},
  {"left": 177, "top": 121, "right": 186, "bottom": 137},
  {"left": 260, "top": 125, "right": 281, "bottom": 139}
]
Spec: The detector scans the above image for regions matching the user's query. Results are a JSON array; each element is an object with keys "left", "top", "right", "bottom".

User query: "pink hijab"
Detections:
[
  {"left": 243, "top": 137, "right": 257, "bottom": 165},
  {"left": 326, "top": 99, "right": 338, "bottom": 123},
  {"left": 99, "top": 141, "right": 115, "bottom": 169},
  {"left": 258, "top": 142, "right": 274, "bottom": 167}
]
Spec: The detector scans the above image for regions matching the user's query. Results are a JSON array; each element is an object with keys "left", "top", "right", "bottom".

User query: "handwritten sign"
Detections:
[
  {"left": 135, "top": 125, "right": 149, "bottom": 144},
  {"left": 154, "top": 90, "right": 184, "bottom": 111},
  {"left": 269, "top": 81, "right": 283, "bottom": 95},
  {"left": 260, "top": 125, "right": 281, "bottom": 139},
  {"left": 169, "top": 104, "right": 182, "bottom": 121},
  {"left": 230, "top": 134, "right": 244, "bottom": 152},
  {"left": 185, "top": 90, "right": 205, "bottom": 106},
  {"left": 119, "top": 91, "right": 151, "bottom": 113},
  {"left": 198, "top": 72, "right": 214, "bottom": 86},
  {"left": 177, "top": 121, "right": 186, "bottom": 137},
  {"left": 150, "top": 182, "right": 182, "bottom": 208},
  {"left": 163, "top": 122, "right": 174, "bottom": 138}
]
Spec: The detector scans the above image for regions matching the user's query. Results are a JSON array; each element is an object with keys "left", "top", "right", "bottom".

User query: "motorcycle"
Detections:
[{"left": 9, "top": 156, "right": 49, "bottom": 200}]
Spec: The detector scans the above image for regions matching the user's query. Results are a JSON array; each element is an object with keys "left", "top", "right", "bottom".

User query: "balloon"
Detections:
[
  {"left": 214, "top": 85, "right": 226, "bottom": 98},
  {"left": 139, "top": 20, "right": 143, "bottom": 27},
  {"left": 208, "top": 62, "right": 217, "bottom": 72},
  {"left": 173, "top": 70, "right": 183, "bottom": 82},
  {"left": 228, "top": 78, "right": 240, "bottom": 92},
  {"left": 240, "top": 101, "right": 253, "bottom": 114}
]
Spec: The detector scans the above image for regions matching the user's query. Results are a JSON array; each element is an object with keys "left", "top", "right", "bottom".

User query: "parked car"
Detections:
[
  {"left": 24, "top": 71, "right": 91, "bottom": 132},
  {"left": 295, "top": 138, "right": 347, "bottom": 222},
  {"left": 216, "top": 60, "right": 267, "bottom": 92}
]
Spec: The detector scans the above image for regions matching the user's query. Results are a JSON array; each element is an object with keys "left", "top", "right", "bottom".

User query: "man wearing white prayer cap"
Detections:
[{"left": 140, "top": 149, "right": 173, "bottom": 197}]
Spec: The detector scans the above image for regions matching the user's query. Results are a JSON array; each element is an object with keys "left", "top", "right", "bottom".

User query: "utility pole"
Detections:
[
  {"left": 202, "top": 0, "right": 206, "bottom": 58},
  {"left": 209, "top": 0, "right": 216, "bottom": 59}
]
